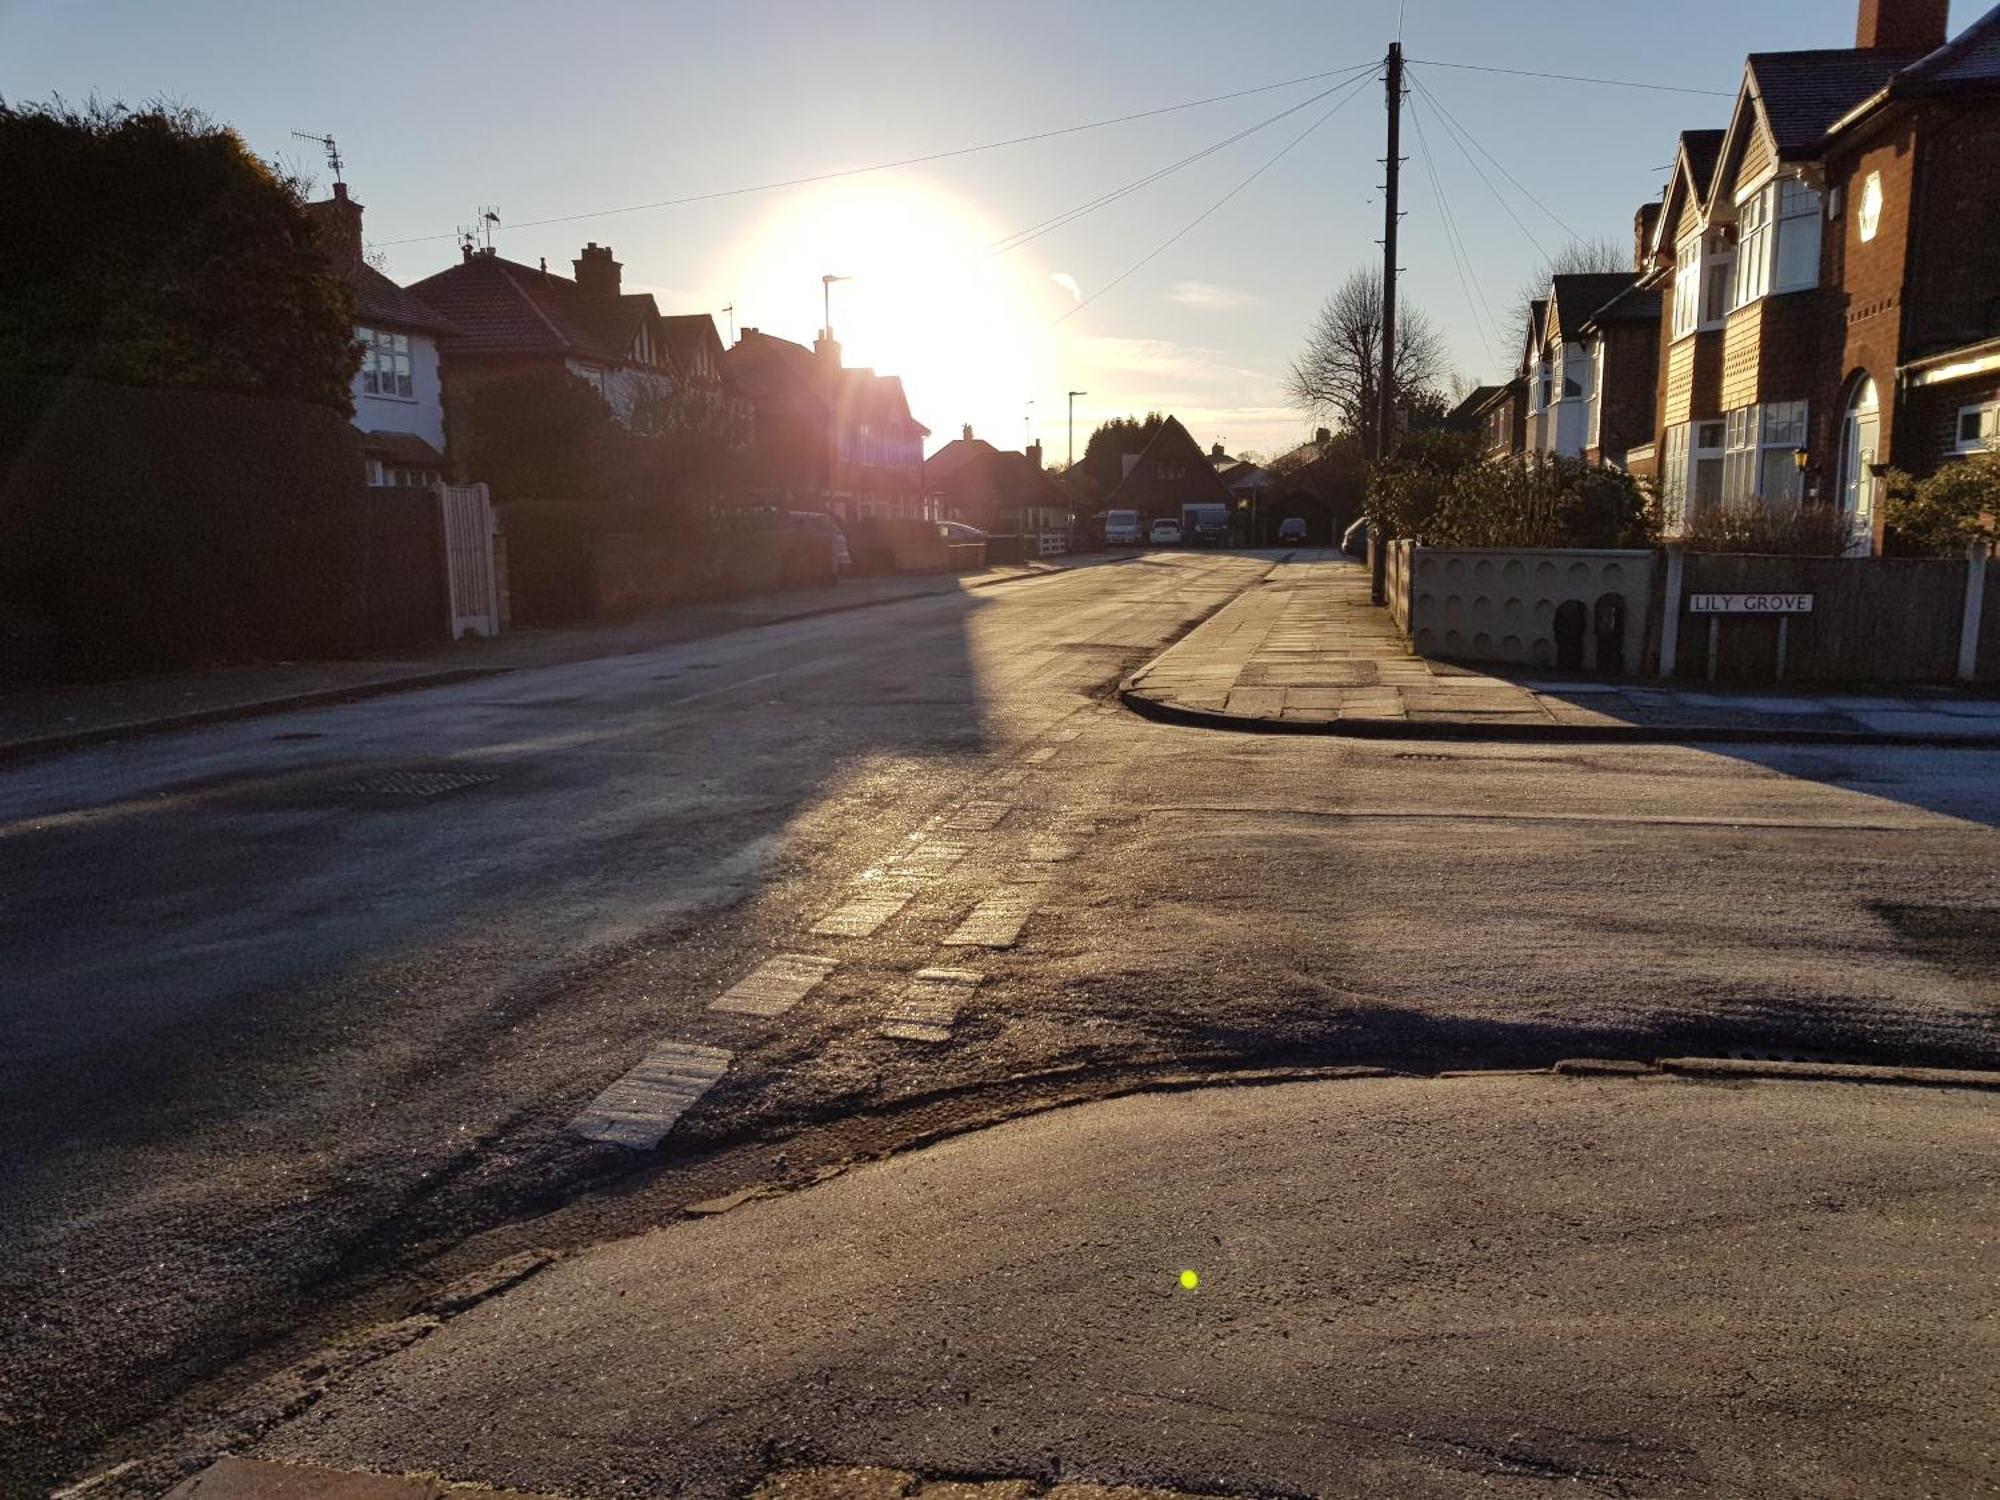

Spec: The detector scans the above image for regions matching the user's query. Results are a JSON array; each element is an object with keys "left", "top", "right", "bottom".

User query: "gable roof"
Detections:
[
  {"left": 1546, "top": 274, "right": 1639, "bottom": 346},
  {"left": 1897, "top": 2, "right": 2000, "bottom": 88},
  {"left": 1650, "top": 129, "right": 1729, "bottom": 258},
  {"left": 1111, "top": 415, "right": 1234, "bottom": 502},
  {"left": 660, "top": 314, "right": 726, "bottom": 382},
  {"left": 722, "top": 330, "right": 826, "bottom": 415},
  {"left": 1578, "top": 279, "right": 1663, "bottom": 333},
  {"left": 407, "top": 252, "right": 661, "bottom": 363},
  {"left": 346, "top": 262, "right": 458, "bottom": 337},
  {"left": 1518, "top": 298, "right": 1548, "bottom": 376},
  {"left": 1446, "top": 385, "right": 1503, "bottom": 429},
  {"left": 931, "top": 446, "right": 1069, "bottom": 508},
  {"left": 1745, "top": 49, "right": 1923, "bottom": 159}
]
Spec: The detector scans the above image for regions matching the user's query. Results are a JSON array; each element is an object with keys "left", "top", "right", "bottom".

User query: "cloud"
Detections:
[
  {"left": 1075, "top": 336, "right": 1274, "bottom": 388},
  {"left": 1167, "top": 279, "right": 1259, "bottom": 311},
  {"left": 1051, "top": 271, "right": 1082, "bottom": 303}
]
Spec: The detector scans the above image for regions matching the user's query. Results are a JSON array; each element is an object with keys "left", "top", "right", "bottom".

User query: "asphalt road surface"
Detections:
[{"left": 6, "top": 551, "right": 1998, "bottom": 1493}]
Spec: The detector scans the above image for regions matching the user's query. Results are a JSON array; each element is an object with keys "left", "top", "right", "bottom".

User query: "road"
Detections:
[{"left": 5, "top": 550, "right": 1999, "bottom": 1493}]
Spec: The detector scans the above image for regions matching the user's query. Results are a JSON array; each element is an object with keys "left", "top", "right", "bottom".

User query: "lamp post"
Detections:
[
  {"left": 1068, "top": 390, "right": 1087, "bottom": 471},
  {"left": 821, "top": 274, "right": 851, "bottom": 340}
]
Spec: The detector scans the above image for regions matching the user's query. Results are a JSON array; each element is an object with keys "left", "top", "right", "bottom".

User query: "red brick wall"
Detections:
[
  {"left": 1903, "top": 104, "right": 2000, "bottom": 369},
  {"left": 1818, "top": 113, "right": 1917, "bottom": 467},
  {"left": 1599, "top": 320, "right": 1660, "bottom": 461},
  {"left": 1902, "top": 375, "right": 2000, "bottom": 475},
  {"left": 1721, "top": 292, "right": 1823, "bottom": 415}
]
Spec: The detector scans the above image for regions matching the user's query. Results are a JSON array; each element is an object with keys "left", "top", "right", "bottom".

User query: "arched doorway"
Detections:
[{"left": 1837, "top": 376, "right": 1881, "bottom": 557}]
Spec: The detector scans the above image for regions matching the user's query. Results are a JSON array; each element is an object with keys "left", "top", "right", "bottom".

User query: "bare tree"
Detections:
[
  {"left": 1511, "top": 238, "right": 1629, "bottom": 359},
  {"left": 1286, "top": 267, "right": 1448, "bottom": 457}
]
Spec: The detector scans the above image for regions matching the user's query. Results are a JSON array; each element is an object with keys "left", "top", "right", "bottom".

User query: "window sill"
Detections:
[{"left": 362, "top": 391, "right": 420, "bottom": 404}]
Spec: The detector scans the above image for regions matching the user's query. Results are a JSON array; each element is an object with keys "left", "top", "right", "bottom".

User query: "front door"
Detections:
[{"left": 1838, "top": 378, "right": 1880, "bottom": 558}]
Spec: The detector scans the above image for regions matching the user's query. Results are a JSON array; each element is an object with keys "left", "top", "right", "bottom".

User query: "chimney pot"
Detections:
[
  {"left": 962, "top": 423, "right": 974, "bottom": 441},
  {"left": 305, "top": 188, "right": 365, "bottom": 268},
  {"left": 1634, "top": 202, "right": 1663, "bottom": 272},
  {"left": 1856, "top": 0, "right": 1949, "bottom": 52}
]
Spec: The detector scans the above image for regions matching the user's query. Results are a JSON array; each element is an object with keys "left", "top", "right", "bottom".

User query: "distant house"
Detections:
[
  {"left": 1468, "top": 380, "right": 1528, "bottom": 459},
  {"left": 304, "top": 183, "right": 459, "bottom": 488},
  {"left": 925, "top": 431, "right": 1072, "bottom": 536},
  {"left": 406, "top": 241, "right": 677, "bottom": 453},
  {"left": 722, "top": 328, "right": 928, "bottom": 519},
  {"left": 1443, "top": 386, "right": 1503, "bottom": 434},
  {"left": 1108, "top": 415, "right": 1234, "bottom": 519},
  {"left": 1209, "top": 443, "right": 1274, "bottom": 514}
]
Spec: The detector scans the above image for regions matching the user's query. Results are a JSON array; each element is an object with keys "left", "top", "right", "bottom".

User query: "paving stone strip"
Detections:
[
  {"left": 707, "top": 954, "right": 840, "bottom": 1018},
  {"left": 943, "top": 800, "right": 1015, "bottom": 832},
  {"left": 570, "top": 1041, "right": 733, "bottom": 1150},
  {"left": 748, "top": 1466, "right": 1232, "bottom": 1500},
  {"left": 943, "top": 883, "right": 1049, "bottom": 949},
  {"left": 878, "top": 967, "right": 983, "bottom": 1043}
]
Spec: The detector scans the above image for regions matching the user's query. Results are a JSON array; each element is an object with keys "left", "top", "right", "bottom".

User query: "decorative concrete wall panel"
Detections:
[{"left": 1407, "top": 547, "right": 1655, "bottom": 671}]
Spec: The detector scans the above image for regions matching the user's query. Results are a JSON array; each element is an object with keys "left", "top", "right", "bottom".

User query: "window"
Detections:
[
  {"left": 1722, "top": 402, "right": 1807, "bottom": 502},
  {"left": 1661, "top": 423, "right": 1690, "bottom": 520},
  {"left": 1958, "top": 402, "right": 1999, "bottom": 454},
  {"left": 1731, "top": 178, "right": 1821, "bottom": 309},
  {"left": 359, "top": 327, "right": 413, "bottom": 398},
  {"left": 1858, "top": 171, "right": 1884, "bottom": 243},
  {"left": 1692, "top": 420, "right": 1725, "bottom": 509},
  {"left": 1702, "top": 234, "right": 1733, "bottom": 324},
  {"left": 1673, "top": 238, "right": 1701, "bottom": 338}
]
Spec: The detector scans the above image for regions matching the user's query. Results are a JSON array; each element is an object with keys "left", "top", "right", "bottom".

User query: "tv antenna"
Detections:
[
  {"left": 289, "top": 130, "right": 343, "bottom": 187},
  {"left": 459, "top": 206, "right": 501, "bottom": 256}
]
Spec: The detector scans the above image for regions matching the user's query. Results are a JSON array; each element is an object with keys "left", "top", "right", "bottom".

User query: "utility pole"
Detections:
[
  {"left": 1372, "top": 41, "right": 1404, "bottom": 603},
  {"left": 1068, "top": 390, "right": 1087, "bottom": 470}
]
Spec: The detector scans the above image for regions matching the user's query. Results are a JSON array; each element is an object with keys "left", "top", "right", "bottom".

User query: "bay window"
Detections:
[
  {"left": 1722, "top": 402, "right": 1808, "bottom": 503},
  {"left": 1586, "top": 339, "right": 1605, "bottom": 449},
  {"left": 1673, "top": 239, "right": 1701, "bottom": 338},
  {"left": 1731, "top": 177, "right": 1822, "bottom": 309}
]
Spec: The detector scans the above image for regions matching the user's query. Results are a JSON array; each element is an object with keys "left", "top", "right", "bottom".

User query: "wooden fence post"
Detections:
[
  {"left": 1960, "top": 541, "right": 1991, "bottom": 683},
  {"left": 1658, "top": 543, "right": 1686, "bottom": 679}
]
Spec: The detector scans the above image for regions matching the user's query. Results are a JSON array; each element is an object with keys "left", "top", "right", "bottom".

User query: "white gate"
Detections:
[{"left": 438, "top": 482, "right": 500, "bottom": 639}]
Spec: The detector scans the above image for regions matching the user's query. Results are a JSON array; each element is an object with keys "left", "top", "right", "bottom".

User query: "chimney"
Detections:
[
  {"left": 304, "top": 181, "right": 364, "bottom": 267},
  {"left": 1315, "top": 427, "right": 1331, "bottom": 446},
  {"left": 962, "top": 423, "right": 974, "bottom": 441},
  {"left": 814, "top": 331, "right": 843, "bottom": 370},
  {"left": 1028, "top": 441, "right": 1043, "bottom": 469},
  {"left": 1857, "top": 0, "right": 1949, "bottom": 52},
  {"left": 573, "top": 242, "right": 622, "bottom": 297},
  {"left": 1634, "top": 202, "right": 1662, "bottom": 271},
  {"left": 1211, "top": 442, "right": 1226, "bottom": 458}
]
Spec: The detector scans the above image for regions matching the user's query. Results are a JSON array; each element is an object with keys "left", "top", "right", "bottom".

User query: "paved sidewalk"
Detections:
[
  {"left": 195, "top": 1071, "right": 1997, "bottom": 1499},
  {"left": 0, "top": 555, "right": 1124, "bottom": 762},
  {"left": 1123, "top": 551, "right": 2000, "bottom": 743}
]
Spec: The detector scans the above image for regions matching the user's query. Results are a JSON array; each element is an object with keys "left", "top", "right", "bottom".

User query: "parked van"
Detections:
[{"left": 1102, "top": 509, "right": 1143, "bottom": 546}]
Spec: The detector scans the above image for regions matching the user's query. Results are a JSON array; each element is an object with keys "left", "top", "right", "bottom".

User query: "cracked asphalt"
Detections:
[{"left": 4, "top": 550, "right": 1998, "bottom": 1496}]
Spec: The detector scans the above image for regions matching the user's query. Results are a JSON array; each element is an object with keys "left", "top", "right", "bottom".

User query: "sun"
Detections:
[{"left": 716, "top": 177, "right": 1064, "bottom": 451}]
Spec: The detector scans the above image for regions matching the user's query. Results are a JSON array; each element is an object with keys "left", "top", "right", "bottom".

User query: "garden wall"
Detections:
[{"left": 1394, "top": 545, "right": 1656, "bottom": 672}]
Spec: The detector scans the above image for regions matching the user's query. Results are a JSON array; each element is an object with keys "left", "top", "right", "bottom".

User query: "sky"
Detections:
[{"left": 1, "top": 0, "right": 1981, "bottom": 460}]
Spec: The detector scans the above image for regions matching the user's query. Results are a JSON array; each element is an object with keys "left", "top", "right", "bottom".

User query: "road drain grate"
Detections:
[
  {"left": 1724, "top": 1046, "right": 1870, "bottom": 1066},
  {"left": 332, "top": 769, "right": 499, "bottom": 799},
  {"left": 1396, "top": 753, "right": 1454, "bottom": 762}
]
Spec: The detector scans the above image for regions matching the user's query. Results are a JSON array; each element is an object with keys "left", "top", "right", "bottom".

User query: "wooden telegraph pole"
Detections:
[{"left": 1372, "top": 41, "right": 1403, "bottom": 604}]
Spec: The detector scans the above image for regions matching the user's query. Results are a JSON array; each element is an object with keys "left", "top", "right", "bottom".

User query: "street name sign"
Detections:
[{"left": 1689, "top": 594, "right": 1814, "bottom": 615}]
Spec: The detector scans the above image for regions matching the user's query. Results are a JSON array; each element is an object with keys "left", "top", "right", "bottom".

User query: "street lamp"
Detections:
[
  {"left": 821, "top": 273, "right": 851, "bottom": 340},
  {"left": 1068, "top": 390, "right": 1088, "bottom": 470}
]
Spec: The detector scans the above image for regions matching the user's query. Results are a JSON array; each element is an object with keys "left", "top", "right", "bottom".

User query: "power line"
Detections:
[
  {"left": 985, "top": 66, "right": 1375, "bottom": 258},
  {"left": 1055, "top": 68, "right": 1378, "bottom": 326},
  {"left": 1405, "top": 72, "right": 1552, "bottom": 262},
  {"left": 1410, "top": 72, "right": 1588, "bottom": 248},
  {"left": 1407, "top": 92, "right": 1503, "bottom": 373},
  {"left": 1408, "top": 57, "right": 1735, "bottom": 97},
  {"left": 372, "top": 62, "right": 1377, "bottom": 249}
]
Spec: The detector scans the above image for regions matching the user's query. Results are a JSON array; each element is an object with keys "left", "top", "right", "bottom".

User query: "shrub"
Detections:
[
  {"left": 1681, "top": 499, "right": 1852, "bottom": 555},
  {"left": 1376, "top": 452, "right": 1657, "bottom": 549},
  {"left": 1364, "top": 430, "right": 1481, "bottom": 540},
  {"left": 1883, "top": 456, "right": 2000, "bottom": 555}
]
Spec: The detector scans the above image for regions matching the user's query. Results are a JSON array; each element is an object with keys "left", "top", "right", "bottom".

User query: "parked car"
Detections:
[
  {"left": 1149, "top": 518, "right": 1184, "bottom": 546},
  {"left": 936, "top": 521, "right": 988, "bottom": 544},
  {"left": 1277, "top": 516, "right": 1309, "bottom": 544},
  {"left": 1340, "top": 517, "right": 1370, "bottom": 559},
  {"left": 789, "top": 511, "right": 853, "bottom": 581},
  {"left": 1183, "top": 502, "right": 1231, "bottom": 546},
  {"left": 1102, "top": 509, "right": 1143, "bottom": 546}
]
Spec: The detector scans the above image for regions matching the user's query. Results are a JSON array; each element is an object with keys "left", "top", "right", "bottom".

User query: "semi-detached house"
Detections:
[{"left": 1645, "top": 0, "right": 2000, "bottom": 553}]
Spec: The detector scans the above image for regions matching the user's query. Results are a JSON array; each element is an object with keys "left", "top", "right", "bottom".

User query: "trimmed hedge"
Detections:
[{"left": 0, "top": 376, "right": 371, "bottom": 683}]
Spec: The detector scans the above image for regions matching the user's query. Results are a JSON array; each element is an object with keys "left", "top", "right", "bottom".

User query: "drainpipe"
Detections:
[{"left": 1960, "top": 540, "right": 1990, "bottom": 683}]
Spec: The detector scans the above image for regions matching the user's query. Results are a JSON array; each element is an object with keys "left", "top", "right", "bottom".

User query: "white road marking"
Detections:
[
  {"left": 945, "top": 801, "right": 1015, "bottom": 831},
  {"left": 942, "top": 886, "right": 1047, "bottom": 948},
  {"left": 1023, "top": 747, "right": 1059, "bottom": 765},
  {"left": 572, "top": 1041, "right": 733, "bottom": 1150},
  {"left": 878, "top": 968, "right": 983, "bottom": 1043},
  {"left": 708, "top": 954, "right": 838, "bottom": 1018},
  {"left": 814, "top": 889, "right": 921, "bottom": 938}
]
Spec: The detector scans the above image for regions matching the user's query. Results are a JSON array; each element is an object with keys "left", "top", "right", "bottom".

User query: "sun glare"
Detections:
[{"left": 717, "top": 178, "right": 1063, "bottom": 451}]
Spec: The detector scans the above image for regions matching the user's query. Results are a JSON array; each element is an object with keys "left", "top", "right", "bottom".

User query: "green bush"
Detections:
[
  {"left": 1364, "top": 430, "right": 1481, "bottom": 541},
  {"left": 1883, "top": 456, "right": 2000, "bottom": 555},
  {"left": 1375, "top": 451, "right": 1657, "bottom": 549}
]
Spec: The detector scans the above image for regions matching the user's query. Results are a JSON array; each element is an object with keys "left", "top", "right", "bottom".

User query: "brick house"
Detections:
[
  {"left": 924, "top": 432, "right": 1072, "bottom": 536},
  {"left": 1106, "top": 414, "right": 1234, "bottom": 520},
  {"left": 304, "top": 184, "right": 460, "bottom": 488},
  {"left": 405, "top": 241, "right": 677, "bottom": 459},
  {"left": 1644, "top": 0, "right": 2000, "bottom": 552},
  {"left": 1470, "top": 378, "right": 1529, "bottom": 459},
  {"left": 722, "top": 328, "right": 928, "bottom": 519},
  {"left": 1527, "top": 271, "right": 1657, "bottom": 466}
]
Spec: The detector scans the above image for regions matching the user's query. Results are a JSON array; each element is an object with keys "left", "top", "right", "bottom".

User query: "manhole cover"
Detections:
[
  {"left": 1395, "top": 753, "right": 1453, "bottom": 762},
  {"left": 332, "top": 769, "right": 499, "bottom": 798}
]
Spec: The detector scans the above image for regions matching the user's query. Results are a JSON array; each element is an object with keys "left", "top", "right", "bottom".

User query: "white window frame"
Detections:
[
  {"left": 1691, "top": 419, "right": 1725, "bottom": 511},
  {"left": 1660, "top": 422, "right": 1691, "bottom": 523},
  {"left": 1673, "top": 238, "right": 1701, "bottom": 339},
  {"left": 1722, "top": 401, "right": 1808, "bottom": 502},
  {"left": 359, "top": 327, "right": 414, "bottom": 400},
  {"left": 1731, "top": 177, "right": 1820, "bottom": 310},
  {"left": 1701, "top": 232, "right": 1734, "bottom": 326},
  {"left": 1958, "top": 401, "right": 1999, "bottom": 454},
  {"left": 1586, "top": 339, "right": 1606, "bottom": 449}
]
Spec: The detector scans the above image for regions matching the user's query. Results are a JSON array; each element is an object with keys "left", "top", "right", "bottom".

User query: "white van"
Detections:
[{"left": 1102, "top": 509, "right": 1142, "bottom": 546}]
